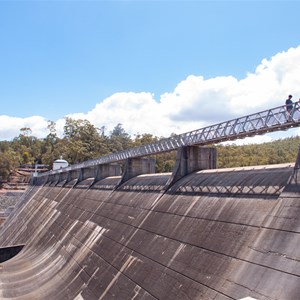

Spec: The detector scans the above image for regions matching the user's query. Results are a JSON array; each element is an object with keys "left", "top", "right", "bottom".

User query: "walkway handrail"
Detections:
[{"left": 38, "top": 103, "right": 300, "bottom": 177}]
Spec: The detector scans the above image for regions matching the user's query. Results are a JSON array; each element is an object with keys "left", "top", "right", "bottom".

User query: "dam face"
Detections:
[{"left": 0, "top": 146, "right": 300, "bottom": 300}]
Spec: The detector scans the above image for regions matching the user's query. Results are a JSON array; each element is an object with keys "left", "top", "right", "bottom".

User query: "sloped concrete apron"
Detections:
[{"left": 0, "top": 148, "right": 299, "bottom": 299}]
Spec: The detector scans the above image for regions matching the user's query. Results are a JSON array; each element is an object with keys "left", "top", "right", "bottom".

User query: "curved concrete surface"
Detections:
[{"left": 1, "top": 164, "right": 300, "bottom": 299}]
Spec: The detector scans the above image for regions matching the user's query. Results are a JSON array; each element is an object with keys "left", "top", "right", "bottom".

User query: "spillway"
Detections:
[{"left": 1, "top": 160, "right": 300, "bottom": 299}]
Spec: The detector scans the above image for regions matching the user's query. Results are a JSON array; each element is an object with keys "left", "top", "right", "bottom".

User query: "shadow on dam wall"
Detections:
[{"left": 1, "top": 148, "right": 300, "bottom": 299}]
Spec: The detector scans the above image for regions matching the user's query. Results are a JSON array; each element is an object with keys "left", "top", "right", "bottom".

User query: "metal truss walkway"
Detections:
[{"left": 43, "top": 102, "right": 300, "bottom": 175}]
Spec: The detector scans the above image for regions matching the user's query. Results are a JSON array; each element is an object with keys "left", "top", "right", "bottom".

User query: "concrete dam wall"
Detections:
[{"left": 1, "top": 146, "right": 300, "bottom": 299}]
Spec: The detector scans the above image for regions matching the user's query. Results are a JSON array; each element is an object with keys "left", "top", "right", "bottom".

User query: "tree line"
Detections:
[{"left": 0, "top": 117, "right": 299, "bottom": 180}]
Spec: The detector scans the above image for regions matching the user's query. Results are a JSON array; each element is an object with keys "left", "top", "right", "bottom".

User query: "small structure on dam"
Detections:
[
  {"left": 1, "top": 104, "right": 300, "bottom": 299},
  {"left": 53, "top": 157, "right": 69, "bottom": 171}
]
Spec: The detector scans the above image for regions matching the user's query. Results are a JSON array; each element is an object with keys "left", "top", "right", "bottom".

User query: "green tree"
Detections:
[
  {"left": 133, "top": 133, "right": 158, "bottom": 146},
  {"left": 40, "top": 121, "right": 60, "bottom": 166},
  {"left": 61, "top": 117, "right": 110, "bottom": 164},
  {"left": 0, "top": 150, "right": 20, "bottom": 181},
  {"left": 108, "top": 123, "right": 133, "bottom": 152},
  {"left": 11, "top": 128, "right": 41, "bottom": 165}
]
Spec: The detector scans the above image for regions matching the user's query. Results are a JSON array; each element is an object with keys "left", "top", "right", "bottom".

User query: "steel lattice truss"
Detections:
[{"left": 42, "top": 103, "right": 300, "bottom": 176}]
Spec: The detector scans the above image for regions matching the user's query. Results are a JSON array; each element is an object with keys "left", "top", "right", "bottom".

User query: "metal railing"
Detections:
[{"left": 38, "top": 103, "right": 300, "bottom": 177}]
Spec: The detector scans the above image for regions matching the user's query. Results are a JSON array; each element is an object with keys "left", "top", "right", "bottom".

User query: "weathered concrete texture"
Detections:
[{"left": 0, "top": 163, "right": 300, "bottom": 299}]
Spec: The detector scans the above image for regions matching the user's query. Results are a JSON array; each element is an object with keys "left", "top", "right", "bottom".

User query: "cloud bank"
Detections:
[{"left": 1, "top": 46, "right": 300, "bottom": 143}]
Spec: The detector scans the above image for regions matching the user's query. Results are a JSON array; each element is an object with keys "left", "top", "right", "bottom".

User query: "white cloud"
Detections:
[
  {"left": 164, "top": 46, "right": 300, "bottom": 124},
  {"left": 0, "top": 115, "right": 49, "bottom": 140},
  {"left": 1, "top": 46, "right": 300, "bottom": 144}
]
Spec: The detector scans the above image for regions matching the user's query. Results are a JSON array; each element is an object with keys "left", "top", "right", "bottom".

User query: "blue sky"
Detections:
[{"left": 1, "top": 0, "right": 300, "bottom": 141}]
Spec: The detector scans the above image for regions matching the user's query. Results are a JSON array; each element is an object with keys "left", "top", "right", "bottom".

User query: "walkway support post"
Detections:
[
  {"left": 119, "top": 158, "right": 156, "bottom": 185},
  {"left": 93, "top": 163, "right": 121, "bottom": 183},
  {"left": 168, "top": 146, "right": 217, "bottom": 185}
]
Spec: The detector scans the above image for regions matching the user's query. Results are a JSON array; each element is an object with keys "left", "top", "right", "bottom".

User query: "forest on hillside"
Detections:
[{"left": 0, "top": 118, "right": 299, "bottom": 180}]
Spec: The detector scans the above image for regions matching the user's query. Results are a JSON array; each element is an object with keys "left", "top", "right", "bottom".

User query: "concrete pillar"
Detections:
[
  {"left": 81, "top": 167, "right": 96, "bottom": 181},
  {"left": 32, "top": 174, "right": 48, "bottom": 186},
  {"left": 47, "top": 174, "right": 55, "bottom": 184},
  {"left": 168, "top": 146, "right": 217, "bottom": 185},
  {"left": 47, "top": 172, "right": 61, "bottom": 186},
  {"left": 119, "top": 157, "right": 156, "bottom": 185},
  {"left": 66, "top": 167, "right": 96, "bottom": 185},
  {"left": 94, "top": 163, "right": 121, "bottom": 182},
  {"left": 68, "top": 169, "right": 79, "bottom": 182},
  {"left": 54, "top": 171, "right": 68, "bottom": 187}
]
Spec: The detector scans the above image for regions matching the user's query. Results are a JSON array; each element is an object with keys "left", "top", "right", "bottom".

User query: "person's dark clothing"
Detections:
[{"left": 286, "top": 98, "right": 293, "bottom": 112}]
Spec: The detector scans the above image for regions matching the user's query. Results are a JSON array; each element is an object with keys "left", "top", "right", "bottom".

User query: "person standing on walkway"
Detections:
[{"left": 285, "top": 95, "right": 293, "bottom": 117}]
